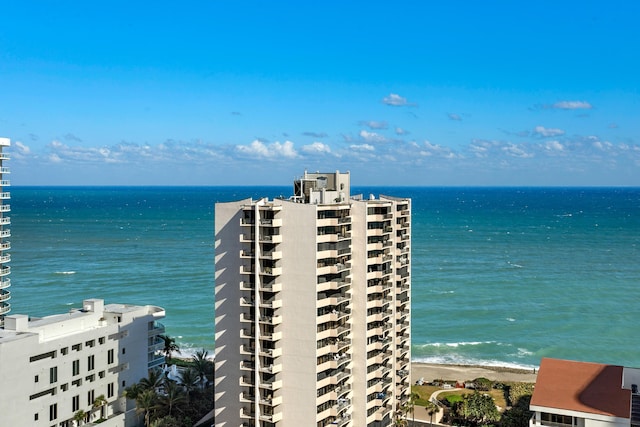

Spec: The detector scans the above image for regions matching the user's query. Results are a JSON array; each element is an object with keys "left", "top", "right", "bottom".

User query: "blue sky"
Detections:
[{"left": 1, "top": 1, "right": 639, "bottom": 186}]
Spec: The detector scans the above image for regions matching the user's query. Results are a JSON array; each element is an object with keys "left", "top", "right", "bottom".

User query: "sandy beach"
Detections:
[{"left": 411, "top": 362, "right": 538, "bottom": 384}]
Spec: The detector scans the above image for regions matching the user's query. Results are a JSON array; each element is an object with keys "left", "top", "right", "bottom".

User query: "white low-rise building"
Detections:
[
  {"left": 530, "top": 358, "right": 640, "bottom": 427},
  {"left": 0, "top": 298, "right": 165, "bottom": 426}
]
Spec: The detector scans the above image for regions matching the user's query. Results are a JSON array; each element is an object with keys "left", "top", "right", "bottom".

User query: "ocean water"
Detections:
[{"left": 8, "top": 186, "right": 640, "bottom": 368}]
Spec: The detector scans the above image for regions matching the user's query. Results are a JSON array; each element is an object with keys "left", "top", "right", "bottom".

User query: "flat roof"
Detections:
[{"left": 531, "top": 358, "right": 630, "bottom": 418}]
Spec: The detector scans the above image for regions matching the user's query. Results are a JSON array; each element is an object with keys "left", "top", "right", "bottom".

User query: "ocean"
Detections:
[{"left": 8, "top": 186, "right": 640, "bottom": 369}]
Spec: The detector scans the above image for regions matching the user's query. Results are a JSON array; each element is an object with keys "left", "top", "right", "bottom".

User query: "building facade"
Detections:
[
  {"left": 214, "top": 171, "right": 411, "bottom": 427},
  {"left": 0, "top": 137, "right": 10, "bottom": 324},
  {"left": 530, "top": 358, "right": 640, "bottom": 427},
  {"left": 0, "top": 298, "right": 166, "bottom": 426}
]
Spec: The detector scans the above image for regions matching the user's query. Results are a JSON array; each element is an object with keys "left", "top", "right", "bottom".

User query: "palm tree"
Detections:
[
  {"left": 92, "top": 394, "right": 108, "bottom": 419},
  {"left": 425, "top": 400, "right": 441, "bottom": 427},
  {"left": 123, "top": 382, "right": 143, "bottom": 401},
  {"left": 179, "top": 367, "right": 199, "bottom": 401},
  {"left": 136, "top": 389, "right": 158, "bottom": 427},
  {"left": 140, "top": 369, "right": 164, "bottom": 391},
  {"left": 404, "top": 392, "right": 420, "bottom": 427},
  {"left": 159, "top": 335, "right": 180, "bottom": 362},
  {"left": 73, "top": 410, "right": 86, "bottom": 426},
  {"left": 158, "top": 379, "right": 186, "bottom": 416},
  {"left": 395, "top": 411, "right": 409, "bottom": 427},
  {"left": 192, "top": 348, "right": 212, "bottom": 388}
]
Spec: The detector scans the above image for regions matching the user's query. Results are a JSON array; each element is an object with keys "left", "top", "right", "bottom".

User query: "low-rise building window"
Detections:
[{"left": 49, "top": 403, "right": 57, "bottom": 421}]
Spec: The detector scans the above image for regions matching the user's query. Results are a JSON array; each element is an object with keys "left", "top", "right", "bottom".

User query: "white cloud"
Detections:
[
  {"left": 49, "top": 153, "right": 63, "bottom": 163},
  {"left": 382, "top": 93, "right": 411, "bottom": 106},
  {"left": 448, "top": 113, "right": 462, "bottom": 121},
  {"left": 552, "top": 100, "right": 593, "bottom": 110},
  {"left": 395, "top": 127, "right": 409, "bottom": 135},
  {"left": 236, "top": 140, "right": 298, "bottom": 159},
  {"left": 350, "top": 144, "right": 375, "bottom": 151},
  {"left": 301, "top": 142, "right": 331, "bottom": 154},
  {"left": 544, "top": 141, "right": 564, "bottom": 152},
  {"left": 534, "top": 125, "right": 565, "bottom": 137},
  {"left": 502, "top": 143, "right": 533, "bottom": 158},
  {"left": 359, "top": 130, "right": 388, "bottom": 143},
  {"left": 359, "top": 120, "right": 387, "bottom": 129},
  {"left": 14, "top": 141, "right": 31, "bottom": 154}
]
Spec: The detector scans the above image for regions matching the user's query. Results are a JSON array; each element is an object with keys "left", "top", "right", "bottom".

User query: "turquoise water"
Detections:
[{"left": 8, "top": 186, "right": 640, "bottom": 368}]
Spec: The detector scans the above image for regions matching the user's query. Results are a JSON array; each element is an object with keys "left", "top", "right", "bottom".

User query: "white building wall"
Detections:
[
  {"left": 279, "top": 201, "right": 321, "bottom": 425},
  {"left": 0, "top": 299, "right": 165, "bottom": 426}
]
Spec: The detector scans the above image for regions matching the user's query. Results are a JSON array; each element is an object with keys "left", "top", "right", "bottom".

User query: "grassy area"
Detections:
[{"left": 412, "top": 383, "right": 515, "bottom": 410}]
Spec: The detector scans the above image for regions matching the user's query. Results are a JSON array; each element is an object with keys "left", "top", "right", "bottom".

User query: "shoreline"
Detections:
[{"left": 411, "top": 362, "right": 538, "bottom": 383}]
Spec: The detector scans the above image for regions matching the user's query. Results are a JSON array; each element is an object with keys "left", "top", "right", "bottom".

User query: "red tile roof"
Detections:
[{"left": 531, "top": 358, "right": 630, "bottom": 418}]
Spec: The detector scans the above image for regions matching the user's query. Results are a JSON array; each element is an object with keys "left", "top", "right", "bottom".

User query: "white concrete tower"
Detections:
[
  {"left": 0, "top": 137, "right": 10, "bottom": 325},
  {"left": 214, "top": 171, "right": 411, "bottom": 427}
]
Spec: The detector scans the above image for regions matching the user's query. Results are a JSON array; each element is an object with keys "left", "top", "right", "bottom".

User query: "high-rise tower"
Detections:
[
  {"left": 0, "top": 137, "right": 10, "bottom": 325},
  {"left": 214, "top": 171, "right": 411, "bottom": 427}
]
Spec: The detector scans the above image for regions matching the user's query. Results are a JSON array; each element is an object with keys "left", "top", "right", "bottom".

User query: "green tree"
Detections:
[
  {"left": 425, "top": 400, "right": 441, "bottom": 427},
  {"left": 151, "top": 416, "right": 182, "bottom": 427},
  {"left": 473, "top": 377, "right": 493, "bottom": 391},
  {"left": 140, "top": 369, "right": 164, "bottom": 391},
  {"left": 159, "top": 379, "right": 186, "bottom": 417},
  {"left": 395, "top": 411, "right": 409, "bottom": 427},
  {"left": 501, "top": 393, "right": 532, "bottom": 427},
  {"left": 453, "top": 392, "right": 500, "bottom": 426},
  {"left": 159, "top": 335, "right": 181, "bottom": 362},
  {"left": 508, "top": 383, "right": 534, "bottom": 407},
  {"left": 179, "top": 367, "right": 200, "bottom": 401},
  {"left": 192, "top": 349, "right": 212, "bottom": 388},
  {"left": 92, "top": 394, "right": 108, "bottom": 419},
  {"left": 136, "top": 389, "right": 159, "bottom": 427},
  {"left": 124, "top": 382, "right": 143, "bottom": 400},
  {"left": 404, "top": 392, "right": 420, "bottom": 426},
  {"left": 73, "top": 410, "right": 86, "bottom": 426}
]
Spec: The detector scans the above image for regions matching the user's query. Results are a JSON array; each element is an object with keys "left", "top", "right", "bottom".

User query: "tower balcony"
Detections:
[
  {"left": 317, "top": 277, "right": 351, "bottom": 292},
  {"left": 259, "top": 378, "right": 283, "bottom": 391},
  {"left": 0, "top": 217, "right": 9, "bottom": 225},
  {"left": 0, "top": 289, "right": 10, "bottom": 303},
  {"left": 259, "top": 218, "right": 283, "bottom": 227},
  {"left": 259, "top": 281, "right": 282, "bottom": 292},
  {"left": 0, "top": 205, "right": 9, "bottom": 213},
  {"left": 259, "top": 314, "right": 283, "bottom": 325},
  {"left": 260, "top": 331, "right": 283, "bottom": 342},
  {"left": 0, "top": 167, "right": 9, "bottom": 174},
  {"left": 240, "top": 360, "right": 255, "bottom": 372},
  {"left": 239, "top": 281, "right": 254, "bottom": 291},
  {"left": 0, "top": 303, "right": 10, "bottom": 315},
  {"left": 0, "top": 278, "right": 9, "bottom": 290},
  {"left": 259, "top": 298, "right": 283, "bottom": 309},
  {"left": 240, "top": 265, "right": 254, "bottom": 275},
  {"left": 260, "top": 266, "right": 282, "bottom": 276},
  {"left": 317, "top": 294, "right": 350, "bottom": 308},
  {"left": 0, "top": 192, "right": 9, "bottom": 200},
  {"left": 259, "top": 234, "right": 282, "bottom": 243},
  {"left": 259, "top": 363, "right": 283, "bottom": 374},
  {"left": 260, "top": 250, "right": 282, "bottom": 260},
  {"left": 0, "top": 230, "right": 9, "bottom": 238},
  {"left": 240, "top": 234, "right": 254, "bottom": 243},
  {"left": 0, "top": 266, "right": 9, "bottom": 276},
  {"left": 0, "top": 254, "right": 9, "bottom": 264},
  {"left": 259, "top": 347, "right": 282, "bottom": 358},
  {"left": 0, "top": 180, "right": 9, "bottom": 186}
]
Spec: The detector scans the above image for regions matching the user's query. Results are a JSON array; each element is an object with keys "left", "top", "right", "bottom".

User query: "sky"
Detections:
[{"left": 1, "top": 1, "right": 639, "bottom": 186}]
